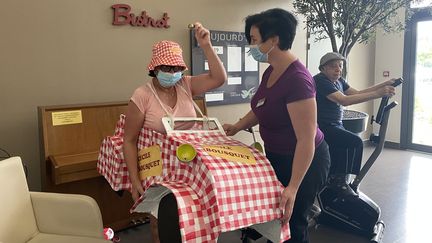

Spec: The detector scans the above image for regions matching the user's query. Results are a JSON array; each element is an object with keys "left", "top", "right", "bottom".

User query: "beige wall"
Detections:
[
  {"left": 374, "top": 9, "right": 406, "bottom": 143},
  {"left": 0, "top": 0, "right": 379, "bottom": 191},
  {"left": 0, "top": 0, "right": 299, "bottom": 190}
]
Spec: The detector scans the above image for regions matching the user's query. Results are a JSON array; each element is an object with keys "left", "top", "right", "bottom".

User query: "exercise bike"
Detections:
[{"left": 316, "top": 78, "right": 403, "bottom": 243}]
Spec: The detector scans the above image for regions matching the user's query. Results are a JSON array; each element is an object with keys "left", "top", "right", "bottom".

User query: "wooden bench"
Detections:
[{"left": 38, "top": 98, "right": 207, "bottom": 241}]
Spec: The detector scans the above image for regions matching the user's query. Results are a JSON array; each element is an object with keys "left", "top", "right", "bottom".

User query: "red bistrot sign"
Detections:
[{"left": 112, "top": 4, "right": 170, "bottom": 28}]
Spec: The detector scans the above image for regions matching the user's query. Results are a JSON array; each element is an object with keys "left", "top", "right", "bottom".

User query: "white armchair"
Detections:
[{"left": 0, "top": 157, "right": 110, "bottom": 243}]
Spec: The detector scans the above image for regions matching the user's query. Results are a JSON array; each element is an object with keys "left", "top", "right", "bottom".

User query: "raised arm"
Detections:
[{"left": 190, "top": 22, "right": 227, "bottom": 96}]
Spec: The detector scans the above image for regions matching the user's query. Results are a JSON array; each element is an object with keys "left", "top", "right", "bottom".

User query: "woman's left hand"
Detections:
[
  {"left": 193, "top": 22, "right": 211, "bottom": 48},
  {"left": 280, "top": 185, "right": 297, "bottom": 224}
]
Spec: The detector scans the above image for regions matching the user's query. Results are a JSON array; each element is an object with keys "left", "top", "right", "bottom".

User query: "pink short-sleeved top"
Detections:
[{"left": 130, "top": 76, "right": 196, "bottom": 133}]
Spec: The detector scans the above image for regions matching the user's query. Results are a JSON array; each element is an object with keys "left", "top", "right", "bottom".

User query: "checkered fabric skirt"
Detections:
[{"left": 98, "top": 114, "right": 290, "bottom": 242}]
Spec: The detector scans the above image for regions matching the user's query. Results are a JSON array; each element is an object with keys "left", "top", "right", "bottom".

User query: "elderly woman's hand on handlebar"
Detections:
[
  {"left": 377, "top": 85, "right": 396, "bottom": 98},
  {"left": 384, "top": 78, "right": 396, "bottom": 86}
]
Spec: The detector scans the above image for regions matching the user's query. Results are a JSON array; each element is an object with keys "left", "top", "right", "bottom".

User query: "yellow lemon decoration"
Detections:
[
  {"left": 252, "top": 142, "right": 263, "bottom": 153},
  {"left": 176, "top": 143, "right": 197, "bottom": 163}
]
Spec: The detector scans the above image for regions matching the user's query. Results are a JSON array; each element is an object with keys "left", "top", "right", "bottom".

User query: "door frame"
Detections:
[{"left": 401, "top": 7, "right": 432, "bottom": 153}]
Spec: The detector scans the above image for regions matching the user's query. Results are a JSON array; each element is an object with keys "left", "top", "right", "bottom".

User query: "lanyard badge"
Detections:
[{"left": 256, "top": 98, "right": 266, "bottom": 108}]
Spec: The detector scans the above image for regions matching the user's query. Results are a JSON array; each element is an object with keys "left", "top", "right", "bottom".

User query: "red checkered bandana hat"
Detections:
[{"left": 148, "top": 40, "right": 188, "bottom": 71}]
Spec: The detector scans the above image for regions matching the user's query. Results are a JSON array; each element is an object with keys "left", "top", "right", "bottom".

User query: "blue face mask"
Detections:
[
  {"left": 249, "top": 44, "right": 274, "bottom": 63},
  {"left": 157, "top": 71, "right": 182, "bottom": 87}
]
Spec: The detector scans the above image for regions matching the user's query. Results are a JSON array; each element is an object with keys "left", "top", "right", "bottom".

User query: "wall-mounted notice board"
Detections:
[{"left": 190, "top": 30, "right": 260, "bottom": 106}]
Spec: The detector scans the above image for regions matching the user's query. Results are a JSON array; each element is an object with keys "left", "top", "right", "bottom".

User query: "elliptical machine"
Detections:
[{"left": 316, "top": 78, "right": 403, "bottom": 243}]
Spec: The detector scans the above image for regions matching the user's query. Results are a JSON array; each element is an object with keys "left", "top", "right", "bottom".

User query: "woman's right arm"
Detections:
[{"left": 123, "top": 101, "right": 146, "bottom": 201}]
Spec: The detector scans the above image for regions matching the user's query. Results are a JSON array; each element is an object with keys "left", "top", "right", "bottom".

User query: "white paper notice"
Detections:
[
  {"left": 213, "top": 46, "right": 224, "bottom": 55},
  {"left": 227, "top": 46, "right": 242, "bottom": 72},
  {"left": 205, "top": 92, "right": 224, "bottom": 102},
  {"left": 228, "top": 76, "right": 242, "bottom": 85},
  {"left": 244, "top": 47, "right": 258, "bottom": 71}
]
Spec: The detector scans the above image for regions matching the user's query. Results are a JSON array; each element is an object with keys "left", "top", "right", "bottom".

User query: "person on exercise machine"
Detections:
[{"left": 313, "top": 52, "right": 396, "bottom": 185}]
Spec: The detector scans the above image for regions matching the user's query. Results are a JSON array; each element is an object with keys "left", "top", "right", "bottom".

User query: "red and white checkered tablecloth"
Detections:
[{"left": 98, "top": 114, "right": 290, "bottom": 242}]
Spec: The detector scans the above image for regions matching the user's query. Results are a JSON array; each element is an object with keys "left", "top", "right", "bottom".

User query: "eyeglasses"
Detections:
[
  {"left": 158, "top": 65, "right": 184, "bottom": 73},
  {"left": 325, "top": 61, "right": 344, "bottom": 70}
]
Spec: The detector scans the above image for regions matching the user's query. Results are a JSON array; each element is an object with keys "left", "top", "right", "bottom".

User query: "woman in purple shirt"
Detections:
[{"left": 223, "top": 8, "right": 330, "bottom": 243}]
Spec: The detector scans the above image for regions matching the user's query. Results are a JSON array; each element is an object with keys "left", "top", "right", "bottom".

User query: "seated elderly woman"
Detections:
[{"left": 313, "top": 52, "right": 396, "bottom": 184}]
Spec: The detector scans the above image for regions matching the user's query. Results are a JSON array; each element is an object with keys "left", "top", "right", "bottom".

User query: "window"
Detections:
[{"left": 411, "top": 0, "right": 432, "bottom": 8}]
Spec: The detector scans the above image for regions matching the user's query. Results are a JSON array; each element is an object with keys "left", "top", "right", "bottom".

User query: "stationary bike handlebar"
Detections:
[
  {"left": 351, "top": 78, "right": 402, "bottom": 191},
  {"left": 372, "top": 78, "right": 403, "bottom": 125}
]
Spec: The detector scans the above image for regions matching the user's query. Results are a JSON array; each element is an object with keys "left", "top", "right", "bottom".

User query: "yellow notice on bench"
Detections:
[
  {"left": 202, "top": 145, "right": 256, "bottom": 165},
  {"left": 138, "top": 145, "right": 163, "bottom": 180},
  {"left": 52, "top": 110, "right": 83, "bottom": 126}
]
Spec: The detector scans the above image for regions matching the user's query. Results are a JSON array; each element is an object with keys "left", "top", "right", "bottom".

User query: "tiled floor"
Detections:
[{"left": 116, "top": 147, "right": 432, "bottom": 243}]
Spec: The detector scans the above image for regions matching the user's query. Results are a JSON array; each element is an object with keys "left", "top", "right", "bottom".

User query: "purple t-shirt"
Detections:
[{"left": 251, "top": 60, "right": 324, "bottom": 155}]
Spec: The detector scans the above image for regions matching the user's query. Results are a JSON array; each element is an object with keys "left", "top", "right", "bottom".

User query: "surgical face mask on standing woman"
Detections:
[
  {"left": 249, "top": 44, "right": 274, "bottom": 63},
  {"left": 157, "top": 71, "right": 183, "bottom": 87}
]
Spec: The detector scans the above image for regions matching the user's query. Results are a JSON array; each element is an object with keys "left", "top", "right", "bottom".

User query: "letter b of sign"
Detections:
[{"left": 112, "top": 4, "right": 131, "bottom": 25}]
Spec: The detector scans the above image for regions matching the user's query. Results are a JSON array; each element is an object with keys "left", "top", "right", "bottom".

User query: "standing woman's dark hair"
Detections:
[{"left": 244, "top": 8, "right": 297, "bottom": 50}]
